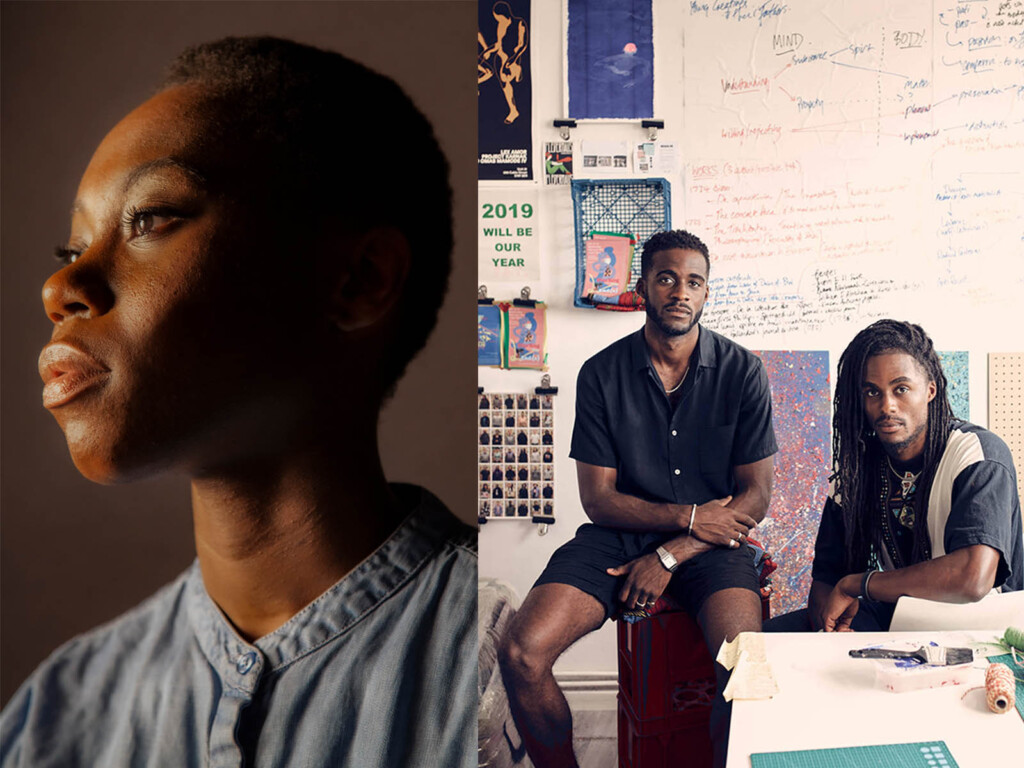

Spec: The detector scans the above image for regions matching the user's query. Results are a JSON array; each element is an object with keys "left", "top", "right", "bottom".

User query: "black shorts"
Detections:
[{"left": 534, "top": 523, "right": 760, "bottom": 621}]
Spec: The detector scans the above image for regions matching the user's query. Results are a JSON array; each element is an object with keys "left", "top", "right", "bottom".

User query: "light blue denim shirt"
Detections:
[{"left": 1, "top": 485, "right": 477, "bottom": 768}]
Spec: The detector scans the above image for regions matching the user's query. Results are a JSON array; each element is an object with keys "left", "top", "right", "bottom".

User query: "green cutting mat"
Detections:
[
  {"left": 750, "top": 741, "right": 959, "bottom": 768},
  {"left": 986, "top": 653, "right": 1024, "bottom": 720}
]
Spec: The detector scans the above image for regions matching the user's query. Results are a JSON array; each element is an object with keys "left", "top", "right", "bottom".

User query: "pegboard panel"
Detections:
[{"left": 988, "top": 353, "right": 1024, "bottom": 501}]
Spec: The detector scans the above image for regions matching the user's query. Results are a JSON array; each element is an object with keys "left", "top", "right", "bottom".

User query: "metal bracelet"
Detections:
[{"left": 861, "top": 569, "right": 879, "bottom": 603}]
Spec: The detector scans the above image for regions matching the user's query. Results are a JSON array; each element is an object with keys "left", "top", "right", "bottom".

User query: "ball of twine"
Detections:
[{"left": 985, "top": 663, "right": 1015, "bottom": 714}]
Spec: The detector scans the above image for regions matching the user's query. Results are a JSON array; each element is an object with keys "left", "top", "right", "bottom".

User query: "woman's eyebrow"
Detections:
[
  {"left": 70, "top": 157, "right": 208, "bottom": 217},
  {"left": 123, "top": 157, "right": 208, "bottom": 191}
]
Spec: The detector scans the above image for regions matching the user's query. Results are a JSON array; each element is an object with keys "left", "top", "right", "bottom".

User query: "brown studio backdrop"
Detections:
[{"left": 0, "top": 0, "right": 477, "bottom": 705}]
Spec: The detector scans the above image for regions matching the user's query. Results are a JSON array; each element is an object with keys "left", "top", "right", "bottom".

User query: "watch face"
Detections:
[{"left": 657, "top": 546, "right": 677, "bottom": 571}]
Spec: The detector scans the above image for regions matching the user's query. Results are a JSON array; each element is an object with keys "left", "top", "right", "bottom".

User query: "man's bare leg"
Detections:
[
  {"left": 499, "top": 583, "right": 607, "bottom": 768},
  {"left": 697, "top": 587, "right": 763, "bottom": 768}
]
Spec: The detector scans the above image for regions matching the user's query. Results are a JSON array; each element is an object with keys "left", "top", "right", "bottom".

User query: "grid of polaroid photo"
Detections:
[{"left": 478, "top": 391, "right": 554, "bottom": 520}]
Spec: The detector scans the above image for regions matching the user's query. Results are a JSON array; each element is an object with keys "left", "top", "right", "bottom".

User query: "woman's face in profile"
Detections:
[{"left": 40, "top": 86, "right": 316, "bottom": 484}]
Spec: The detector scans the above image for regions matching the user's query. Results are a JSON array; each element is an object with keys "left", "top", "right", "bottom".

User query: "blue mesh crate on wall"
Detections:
[{"left": 572, "top": 178, "right": 671, "bottom": 309}]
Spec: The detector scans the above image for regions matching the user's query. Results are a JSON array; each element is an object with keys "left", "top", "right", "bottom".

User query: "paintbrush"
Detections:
[{"left": 849, "top": 644, "right": 974, "bottom": 666}]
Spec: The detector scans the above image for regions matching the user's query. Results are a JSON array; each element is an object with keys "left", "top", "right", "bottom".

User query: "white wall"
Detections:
[{"left": 479, "top": 0, "right": 1023, "bottom": 683}]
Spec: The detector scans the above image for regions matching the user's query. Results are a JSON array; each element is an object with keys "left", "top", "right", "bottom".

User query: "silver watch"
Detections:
[{"left": 656, "top": 545, "right": 679, "bottom": 572}]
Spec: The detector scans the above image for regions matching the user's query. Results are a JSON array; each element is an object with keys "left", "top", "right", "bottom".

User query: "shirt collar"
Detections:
[
  {"left": 185, "top": 484, "right": 458, "bottom": 691},
  {"left": 630, "top": 323, "right": 718, "bottom": 374}
]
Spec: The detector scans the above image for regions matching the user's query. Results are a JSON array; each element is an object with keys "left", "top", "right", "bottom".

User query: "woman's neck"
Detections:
[{"left": 190, "top": 437, "right": 404, "bottom": 641}]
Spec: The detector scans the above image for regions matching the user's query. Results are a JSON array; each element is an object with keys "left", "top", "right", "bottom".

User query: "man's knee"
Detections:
[{"left": 498, "top": 621, "right": 553, "bottom": 686}]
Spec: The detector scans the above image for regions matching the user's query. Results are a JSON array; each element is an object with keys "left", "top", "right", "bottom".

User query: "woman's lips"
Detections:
[{"left": 38, "top": 342, "right": 111, "bottom": 408}]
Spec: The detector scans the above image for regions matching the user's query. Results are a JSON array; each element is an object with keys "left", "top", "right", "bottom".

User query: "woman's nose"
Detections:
[{"left": 42, "top": 253, "right": 114, "bottom": 324}]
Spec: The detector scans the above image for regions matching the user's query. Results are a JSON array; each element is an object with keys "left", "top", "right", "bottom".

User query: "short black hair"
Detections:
[
  {"left": 162, "top": 36, "right": 452, "bottom": 392},
  {"left": 640, "top": 230, "right": 710, "bottom": 278}
]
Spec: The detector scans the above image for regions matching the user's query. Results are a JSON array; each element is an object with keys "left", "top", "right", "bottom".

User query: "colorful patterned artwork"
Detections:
[
  {"left": 478, "top": 304, "right": 502, "bottom": 366},
  {"left": 937, "top": 350, "right": 969, "bottom": 421},
  {"left": 753, "top": 351, "right": 832, "bottom": 616},
  {"left": 506, "top": 304, "right": 546, "bottom": 369},
  {"left": 583, "top": 232, "right": 632, "bottom": 298}
]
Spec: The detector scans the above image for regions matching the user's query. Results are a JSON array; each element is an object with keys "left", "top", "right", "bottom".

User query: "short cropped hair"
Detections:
[
  {"left": 162, "top": 36, "right": 452, "bottom": 392},
  {"left": 640, "top": 230, "right": 710, "bottom": 278}
]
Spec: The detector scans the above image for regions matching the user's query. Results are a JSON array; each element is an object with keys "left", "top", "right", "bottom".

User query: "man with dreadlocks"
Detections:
[{"left": 771, "top": 319, "right": 1021, "bottom": 632}]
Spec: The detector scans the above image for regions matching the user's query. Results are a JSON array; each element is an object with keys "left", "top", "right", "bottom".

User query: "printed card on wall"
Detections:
[
  {"left": 478, "top": 304, "right": 503, "bottom": 366},
  {"left": 479, "top": 390, "right": 556, "bottom": 521},
  {"left": 544, "top": 142, "right": 573, "bottom": 185},
  {"left": 634, "top": 142, "right": 678, "bottom": 175},
  {"left": 479, "top": 189, "right": 539, "bottom": 282},
  {"left": 583, "top": 232, "right": 633, "bottom": 299},
  {"left": 580, "top": 140, "right": 630, "bottom": 173},
  {"left": 753, "top": 350, "right": 831, "bottom": 616},
  {"left": 505, "top": 304, "right": 546, "bottom": 369},
  {"left": 478, "top": 0, "right": 532, "bottom": 179},
  {"left": 567, "top": 0, "right": 653, "bottom": 120}
]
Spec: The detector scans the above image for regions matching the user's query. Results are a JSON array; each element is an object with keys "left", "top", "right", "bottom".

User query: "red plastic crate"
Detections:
[
  {"left": 618, "top": 694, "right": 713, "bottom": 768},
  {"left": 617, "top": 609, "right": 716, "bottom": 721}
]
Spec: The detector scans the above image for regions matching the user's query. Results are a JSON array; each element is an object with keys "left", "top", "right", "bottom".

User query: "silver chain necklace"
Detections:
[{"left": 664, "top": 366, "right": 690, "bottom": 394}]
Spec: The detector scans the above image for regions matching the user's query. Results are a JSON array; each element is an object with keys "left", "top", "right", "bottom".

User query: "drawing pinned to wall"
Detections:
[
  {"left": 477, "top": 298, "right": 549, "bottom": 369},
  {"left": 506, "top": 303, "right": 547, "bottom": 369},
  {"left": 478, "top": 303, "right": 503, "bottom": 366},
  {"left": 752, "top": 350, "right": 831, "bottom": 616},
  {"left": 544, "top": 141, "right": 573, "bottom": 185},
  {"left": 583, "top": 232, "right": 634, "bottom": 300},
  {"left": 566, "top": 0, "right": 653, "bottom": 119},
  {"left": 937, "top": 350, "right": 969, "bottom": 421},
  {"left": 478, "top": 0, "right": 532, "bottom": 180}
]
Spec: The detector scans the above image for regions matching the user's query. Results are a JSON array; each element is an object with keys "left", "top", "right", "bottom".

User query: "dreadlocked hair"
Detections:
[{"left": 831, "top": 319, "right": 954, "bottom": 572}]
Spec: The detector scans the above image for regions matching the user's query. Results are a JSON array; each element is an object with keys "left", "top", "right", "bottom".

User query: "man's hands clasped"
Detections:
[
  {"left": 688, "top": 496, "right": 756, "bottom": 549},
  {"left": 606, "top": 495, "right": 753, "bottom": 611}
]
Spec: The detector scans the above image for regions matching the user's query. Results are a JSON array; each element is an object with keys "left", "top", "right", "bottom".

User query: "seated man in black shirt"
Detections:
[
  {"left": 767, "top": 319, "right": 1022, "bottom": 631},
  {"left": 499, "top": 230, "right": 776, "bottom": 768}
]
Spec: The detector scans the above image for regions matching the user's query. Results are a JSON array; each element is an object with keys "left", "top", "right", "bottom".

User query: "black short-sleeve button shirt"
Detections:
[{"left": 570, "top": 326, "right": 777, "bottom": 505}]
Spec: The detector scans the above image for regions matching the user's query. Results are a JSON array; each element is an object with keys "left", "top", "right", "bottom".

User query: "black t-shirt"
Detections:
[
  {"left": 812, "top": 421, "right": 1023, "bottom": 592},
  {"left": 570, "top": 326, "right": 777, "bottom": 505}
]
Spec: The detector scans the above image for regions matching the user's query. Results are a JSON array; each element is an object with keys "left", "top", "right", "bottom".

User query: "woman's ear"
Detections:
[{"left": 329, "top": 228, "right": 411, "bottom": 332}]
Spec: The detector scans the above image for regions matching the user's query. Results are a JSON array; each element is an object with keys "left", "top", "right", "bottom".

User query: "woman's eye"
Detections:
[
  {"left": 132, "top": 211, "right": 173, "bottom": 237},
  {"left": 127, "top": 209, "right": 177, "bottom": 238}
]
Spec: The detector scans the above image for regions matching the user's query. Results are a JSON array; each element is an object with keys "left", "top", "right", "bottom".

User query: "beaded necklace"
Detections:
[{"left": 876, "top": 459, "right": 930, "bottom": 569}]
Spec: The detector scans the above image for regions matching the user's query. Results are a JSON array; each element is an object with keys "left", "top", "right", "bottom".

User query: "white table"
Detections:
[{"left": 726, "top": 631, "right": 1024, "bottom": 768}]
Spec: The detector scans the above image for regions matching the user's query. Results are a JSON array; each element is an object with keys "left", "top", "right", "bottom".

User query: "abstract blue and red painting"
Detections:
[{"left": 753, "top": 351, "right": 831, "bottom": 616}]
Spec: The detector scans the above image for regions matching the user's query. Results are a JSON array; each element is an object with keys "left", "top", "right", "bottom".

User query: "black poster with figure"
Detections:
[{"left": 478, "top": 0, "right": 532, "bottom": 180}]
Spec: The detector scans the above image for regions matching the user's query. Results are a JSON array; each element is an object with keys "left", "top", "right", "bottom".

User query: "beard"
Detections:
[
  {"left": 647, "top": 300, "right": 703, "bottom": 337},
  {"left": 876, "top": 417, "right": 927, "bottom": 457}
]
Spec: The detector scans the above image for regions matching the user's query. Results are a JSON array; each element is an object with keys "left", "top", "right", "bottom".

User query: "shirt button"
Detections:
[
  {"left": 236, "top": 652, "right": 257, "bottom": 674},
  {"left": 674, "top": 469, "right": 681, "bottom": 475},
  {"left": 671, "top": 430, "right": 677, "bottom": 436}
]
